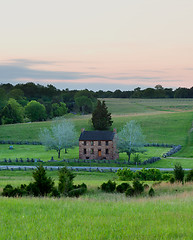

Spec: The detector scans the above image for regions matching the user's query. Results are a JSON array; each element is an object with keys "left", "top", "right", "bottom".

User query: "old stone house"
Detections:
[{"left": 79, "top": 129, "right": 119, "bottom": 160}]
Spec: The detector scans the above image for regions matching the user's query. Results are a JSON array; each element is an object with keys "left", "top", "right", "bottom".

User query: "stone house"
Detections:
[{"left": 79, "top": 129, "right": 119, "bottom": 160}]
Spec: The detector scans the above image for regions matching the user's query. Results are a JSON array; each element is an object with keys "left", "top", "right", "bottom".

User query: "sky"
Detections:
[{"left": 0, "top": 0, "right": 193, "bottom": 91}]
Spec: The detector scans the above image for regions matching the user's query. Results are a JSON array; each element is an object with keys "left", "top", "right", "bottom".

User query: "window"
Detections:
[
  {"left": 84, "top": 149, "right": 86, "bottom": 154},
  {"left": 105, "top": 149, "right": 109, "bottom": 154},
  {"left": 106, "top": 141, "right": 109, "bottom": 146},
  {"left": 84, "top": 141, "right": 86, "bottom": 146},
  {"left": 91, "top": 149, "right": 94, "bottom": 154},
  {"left": 91, "top": 141, "right": 94, "bottom": 146},
  {"left": 98, "top": 141, "right": 101, "bottom": 146}
]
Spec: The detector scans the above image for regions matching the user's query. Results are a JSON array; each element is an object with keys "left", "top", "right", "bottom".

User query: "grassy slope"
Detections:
[{"left": 0, "top": 98, "right": 193, "bottom": 164}]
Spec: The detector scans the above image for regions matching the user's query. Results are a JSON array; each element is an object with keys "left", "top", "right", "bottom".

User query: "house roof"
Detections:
[{"left": 79, "top": 130, "right": 115, "bottom": 141}]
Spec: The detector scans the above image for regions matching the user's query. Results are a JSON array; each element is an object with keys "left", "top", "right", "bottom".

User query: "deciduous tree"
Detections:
[
  {"left": 117, "top": 120, "right": 145, "bottom": 163},
  {"left": 39, "top": 119, "right": 77, "bottom": 158}
]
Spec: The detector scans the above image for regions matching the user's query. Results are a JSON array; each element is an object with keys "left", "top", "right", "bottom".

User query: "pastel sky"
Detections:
[{"left": 0, "top": 0, "right": 193, "bottom": 91}]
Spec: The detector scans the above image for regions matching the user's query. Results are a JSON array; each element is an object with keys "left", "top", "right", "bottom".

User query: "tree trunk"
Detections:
[
  {"left": 65, "top": 148, "right": 67, "bottom": 154},
  {"left": 127, "top": 152, "right": 131, "bottom": 164},
  {"left": 58, "top": 149, "right": 61, "bottom": 158}
]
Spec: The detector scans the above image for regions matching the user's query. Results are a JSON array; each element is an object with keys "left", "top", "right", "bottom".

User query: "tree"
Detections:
[
  {"left": 173, "top": 163, "right": 184, "bottom": 183},
  {"left": 1, "top": 98, "right": 24, "bottom": 124},
  {"left": 117, "top": 120, "right": 145, "bottom": 163},
  {"left": 52, "top": 102, "right": 68, "bottom": 117},
  {"left": 39, "top": 119, "right": 77, "bottom": 158},
  {"left": 91, "top": 100, "right": 113, "bottom": 130},
  {"left": 31, "top": 165, "right": 54, "bottom": 196},
  {"left": 75, "top": 96, "right": 93, "bottom": 114},
  {"left": 58, "top": 167, "right": 75, "bottom": 196},
  {"left": 25, "top": 100, "right": 46, "bottom": 121}
]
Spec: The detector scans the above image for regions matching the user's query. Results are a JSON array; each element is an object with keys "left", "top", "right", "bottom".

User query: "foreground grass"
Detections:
[
  {"left": 1, "top": 169, "right": 193, "bottom": 239},
  {"left": 0, "top": 191, "right": 193, "bottom": 239}
]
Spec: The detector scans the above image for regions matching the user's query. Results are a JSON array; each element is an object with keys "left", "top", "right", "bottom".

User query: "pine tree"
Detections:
[{"left": 91, "top": 100, "right": 113, "bottom": 130}]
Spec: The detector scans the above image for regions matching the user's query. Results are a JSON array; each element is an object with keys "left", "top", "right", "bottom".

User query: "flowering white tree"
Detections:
[
  {"left": 40, "top": 119, "right": 77, "bottom": 158},
  {"left": 117, "top": 120, "right": 145, "bottom": 163}
]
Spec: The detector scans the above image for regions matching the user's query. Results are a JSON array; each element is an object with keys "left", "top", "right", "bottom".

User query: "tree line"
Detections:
[{"left": 1, "top": 82, "right": 193, "bottom": 124}]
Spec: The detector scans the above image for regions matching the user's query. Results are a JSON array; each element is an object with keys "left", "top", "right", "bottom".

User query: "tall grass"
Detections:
[{"left": 0, "top": 193, "right": 193, "bottom": 240}]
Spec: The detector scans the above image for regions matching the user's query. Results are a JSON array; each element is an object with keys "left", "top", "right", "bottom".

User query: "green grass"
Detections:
[
  {"left": 0, "top": 144, "right": 170, "bottom": 163},
  {"left": 0, "top": 98, "right": 193, "bottom": 164},
  {"left": 1, "top": 177, "right": 193, "bottom": 239}
]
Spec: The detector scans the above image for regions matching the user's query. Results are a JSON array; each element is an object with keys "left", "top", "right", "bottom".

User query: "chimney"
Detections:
[
  {"left": 113, "top": 128, "right": 117, "bottom": 134},
  {"left": 81, "top": 128, "right": 85, "bottom": 133}
]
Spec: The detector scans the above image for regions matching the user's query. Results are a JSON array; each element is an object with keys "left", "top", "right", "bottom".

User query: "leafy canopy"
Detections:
[
  {"left": 40, "top": 119, "right": 77, "bottom": 158},
  {"left": 117, "top": 120, "right": 145, "bottom": 162}
]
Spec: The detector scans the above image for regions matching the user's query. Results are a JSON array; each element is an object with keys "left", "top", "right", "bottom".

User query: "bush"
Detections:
[
  {"left": 169, "top": 176, "right": 175, "bottom": 184},
  {"left": 116, "top": 183, "right": 131, "bottom": 193},
  {"left": 117, "top": 168, "right": 134, "bottom": 181},
  {"left": 2, "top": 184, "right": 28, "bottom": 197},
  {"left": 68, "top": 184, "right": 87, "bottom": 198},
  {"left": 125, "top": 185, "right": 134, "bottom": 197},
  {"left": 101, "top": 180, "right": 116, "bottom": 193},
  {"left": 148, "top": 187, "right": 155, "bottom": 197},
  {"left": 132, "top": 179, "right": 144, "bottom": 195},
  {"left": 58, "top": 167, "right": 75, "bottom": 196},
  {"left": 135, "top": 168, "right": 162, "bottom": 181},
  {"left": 186, "top": 169, "right": 193, "bottom": 182},
  {"left": 174, "top": 163, "right": 184, "bottom": 183},
  {"left": 162, "top": 173, "right": 174, "bottom": 181}
]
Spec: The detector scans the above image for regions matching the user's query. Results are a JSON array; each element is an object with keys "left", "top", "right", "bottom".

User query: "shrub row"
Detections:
[
  {"left": 117, "top": 168, "right": 174, "bottom": 181},
  {"left": 100, "top": 179, "right": 154, "bottom": 197},
  {"left": 2, "top": 166, "right": 87, "bottom": 198}
]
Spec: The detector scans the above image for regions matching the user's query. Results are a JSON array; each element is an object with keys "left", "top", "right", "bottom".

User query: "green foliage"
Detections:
[
  {"left": 148, "top": 187, "right": 155, "bottom": 197},
  {"left": 40, "top": 119, "right": 77, "bottom": 158},
  {"left": 31, "top": 165, "right": 54, "bottom": 196},
  {"left": 101, "top": 180, "right": 116, "bottom": 192},
  {"left": 169, "top": 176, "right": 175, "bottom": 184},
  {"left": 1, "top": 98, "right": 24, "bottom": 124},
  {"left": 75, "top": 96, "right": 94, "bottom": 114},
  {"left": 162, "top": 173, "right": 174, "bottom": 181},
  {"left": 173, "top": 163, "right": 184, "bottom": 183},
  {"left": 91, "top": 100, "right": 113, "bottom": 130},
  {"left": 125, "top": 185, "right": 135, "bottom": 197},
  {"left": 117, "top": 168, "right": 134, "bottom": 181},
  {"left": 133, "top": 154, "right": 141, "bottom": 165},
  {"left": 52, "top": 102, "right": 68, "bottom": 117},
  {"left": 68, "top": 183, "right": 87, "bottom": 197},
  {"left": 132, "top": 179, "right": 144, "bottom": 195},
  {"left": 58, "top": 167, "right": 75, "bottom": 196},
  {"left": 135, "top": 168, "right": 162, "bottom": 181},
  {"left": 116, "top": 183, "right": 131, "bottom": 193},
  {"left": 117, "top": 120, "right": 145, "bottom": 162},
  {"left": 25, "top": 100, "right": 46, "bottom": 122},
  {"left": 185, "top": 169, "right": 193, "bottom": 182}
]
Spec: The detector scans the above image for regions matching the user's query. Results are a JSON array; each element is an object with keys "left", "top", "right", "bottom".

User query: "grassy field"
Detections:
[
  {"left": 1, "top": 170, "right": 193, "bottom": 239},
  {"left": 0, "top": 98, "right": 193, "bottom": 165},
  {"left": 1, "top": 194, "right": 193, "bottom": 240}
]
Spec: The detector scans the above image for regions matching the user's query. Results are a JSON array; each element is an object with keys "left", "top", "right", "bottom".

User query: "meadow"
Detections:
[
  {"left": 1, "top": 98, "right": 193, "bottom": 239},
  {"left": 0, "top": 98, "right": 193, "bottom": 168},
  {"left": 1, "top": 170, "right": 193, "bottom": 239}
]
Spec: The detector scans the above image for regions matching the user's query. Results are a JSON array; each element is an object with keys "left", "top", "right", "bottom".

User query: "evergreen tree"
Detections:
[
  {"left": 91, "top": 100, "right": 113, "bottom": 130},
  {"left": 31, "top": 165, "right": 54, "bottom": 196}
]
